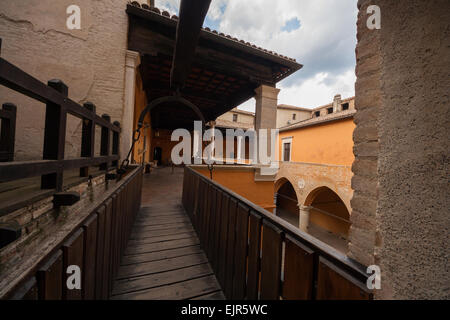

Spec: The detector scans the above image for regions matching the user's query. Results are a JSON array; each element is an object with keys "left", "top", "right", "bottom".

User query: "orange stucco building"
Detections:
[
  {"left": 278, "top": 115, "right": 355, "bottom": 166},
  {"left": 275, "top": 99, "right": 356, "bottom": 254}
]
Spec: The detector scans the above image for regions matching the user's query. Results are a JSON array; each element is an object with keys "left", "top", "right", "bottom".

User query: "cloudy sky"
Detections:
[{"left": 156, "top": 0, "right": 358, "bottom": 112}]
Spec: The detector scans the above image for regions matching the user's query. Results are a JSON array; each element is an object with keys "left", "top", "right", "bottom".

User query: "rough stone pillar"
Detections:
[
  {"left": 351, "top": 0, "right": 449, "bottom": 299},
  {"left": 299, "top": 205, "right": 311, "bottom": 232},
  {"left": 122, "top": 50, "right": 141, "bottom": 162},
  {"left": 349, "top": 0, "right": 381, "bottom": 269},
  {"left": 254, "top": 85, "right": 280, "bottom": 163}
]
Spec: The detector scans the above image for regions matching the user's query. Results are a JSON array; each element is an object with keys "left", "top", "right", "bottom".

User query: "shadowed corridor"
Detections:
[{"left": 111, "top": 167, "right": 224, "bottom": 300}]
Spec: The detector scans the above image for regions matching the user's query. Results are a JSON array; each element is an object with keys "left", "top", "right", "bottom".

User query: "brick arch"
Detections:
[
  {"left": 301, "top": 181, "right": 352, "bottom": 215},
  {"left": 274, "top": 176, "right": 302, "bottom": 204}
]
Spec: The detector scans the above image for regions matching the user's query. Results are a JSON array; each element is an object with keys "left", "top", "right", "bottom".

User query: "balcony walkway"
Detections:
[{"left": 111, "top": 167, "right": 224, "bottom": 300}]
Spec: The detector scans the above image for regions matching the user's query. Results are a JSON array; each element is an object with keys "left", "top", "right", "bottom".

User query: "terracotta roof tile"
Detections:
[{"left": 128, "top": 1, "right": 299, "bottom": 65}]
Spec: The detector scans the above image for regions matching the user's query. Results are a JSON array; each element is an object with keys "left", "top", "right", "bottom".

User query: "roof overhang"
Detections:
[{"left": 126, "top": 3, "right": 302, "bottom": 130}]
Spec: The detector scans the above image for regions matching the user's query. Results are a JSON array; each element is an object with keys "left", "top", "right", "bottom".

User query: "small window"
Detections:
[
  {"left": 232, "top": 114, "right": 238, "bottom": 122},
  {"left": 315, "top": 111, "right": 320, "bottom": 117},
  {"left": 327, "top": 107, "right": 333, "bottom": 114},
  {"left": 342, "top": 103, "right": 349, "bottom": 111},
  {"left": 283, "top": 143, "right": 291, "bottom": 161},
  {"left": 292, "top": 113, "right": 296, "bottom": 120}
]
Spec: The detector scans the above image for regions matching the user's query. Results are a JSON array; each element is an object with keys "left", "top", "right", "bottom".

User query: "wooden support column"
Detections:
[
  {"left": 100, "top": 114, "right": 111, "bottom": 171},
  {"left": 112, "top": 121, "right": 120, "bottom": 168},
  {"left": 0, "top": 103, "right": 16, "bottom": 162},
  {"left": 41, "top": 79, "right": 68, "bottom": 191}
]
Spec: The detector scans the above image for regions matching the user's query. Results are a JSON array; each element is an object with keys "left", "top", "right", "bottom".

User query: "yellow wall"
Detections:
[
  {"left": 277, "top": 108, "right": 311, "bottom": 128},
  {"left": 195, "top": 168, "right": 274, "bottom": 211},
  {"left": 279, "top": 118, "right": 355, "bottom": 166}
]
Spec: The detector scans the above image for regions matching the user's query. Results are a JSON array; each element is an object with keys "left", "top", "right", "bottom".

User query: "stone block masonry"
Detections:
[
  {"left": 351, "top": 0, "right": 450, "bottom": 299},
  {"left": 0, "top": 0, "right": 130, "bottom": 161}
]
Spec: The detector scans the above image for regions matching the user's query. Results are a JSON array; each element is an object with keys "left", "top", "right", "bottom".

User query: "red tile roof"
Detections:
[{"left": 128, "top": 1, "right": 299, "bottom": 65}]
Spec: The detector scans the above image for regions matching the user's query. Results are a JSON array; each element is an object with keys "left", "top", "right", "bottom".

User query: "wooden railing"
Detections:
[
  {"left": 0, "top": 103, "right": 16, "bottom": 162},
  {"left": 0, "top": 39, "right": 121, "bottom": 214},
  {"left": 182, "top": 166, "right": 373, "bottom": 300},
  {"left": 2, "top": 165, "right": 143, "bottom": 300}
]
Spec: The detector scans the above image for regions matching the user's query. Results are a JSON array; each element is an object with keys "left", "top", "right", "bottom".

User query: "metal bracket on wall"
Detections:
[
  {"left": 52, "top": 192, "right": 80, "bottom": 208},
  {"left": 106, "top": 173, "right": 117, "bottom": 181},
  {"left": 0, "top": 221, "right": 21, "bottom": 249}
]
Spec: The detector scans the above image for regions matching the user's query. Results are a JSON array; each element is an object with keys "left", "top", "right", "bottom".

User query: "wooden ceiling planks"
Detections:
[{"left": 126, "top": 3, "right": 302, "bottom": 130}]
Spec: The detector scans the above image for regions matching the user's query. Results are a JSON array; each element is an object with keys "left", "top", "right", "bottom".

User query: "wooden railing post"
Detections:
[
  {"left": 0, "top": 103, "right": 17, "bottom": 162},
  {"left": 41, "top": 79, "right": 68, "bottom": 191},
  {"left": 80, "top": 102, "right": 96, "bottom": 177},
  {"left": 100, "top": 114, "right": 111, "bottom": 171},
  {"left": 112, "top": 121, "right": 120, "bottom": 168}
]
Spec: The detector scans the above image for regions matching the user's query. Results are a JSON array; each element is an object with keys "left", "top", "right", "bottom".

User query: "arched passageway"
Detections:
[
  {"left": 305, "top": 187, "right": 350, "bottom": 253},
  {"left": 275, "top": 179, "right": 299, "bottom": 227}
]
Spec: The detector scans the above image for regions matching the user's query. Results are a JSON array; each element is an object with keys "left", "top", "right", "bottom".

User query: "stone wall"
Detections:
[
  {"left": 276, "top": 107, "right": 311, "bottom": 128},
  {"left": 0, "top": 0, "right": 130, "bottom": 160},
  {"left": 351, "top": 0, "right": 450, "bottom": 299},
  {"left": 312, "top": 96, "right": 355, "bottom": 117},
  {"left": 217, "top": 109, "right": 255, "bottom": 126},
  {"left": 348, "top": 0, "right": 381, "bottom": 268}
]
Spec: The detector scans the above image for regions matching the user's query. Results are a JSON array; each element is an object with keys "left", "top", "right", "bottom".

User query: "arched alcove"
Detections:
[
  {"left": 275, "top": 178, "right": 299, "bottom": 227},
  {"left": 305, "top": 186, "right": 351, "bottom": 253}
]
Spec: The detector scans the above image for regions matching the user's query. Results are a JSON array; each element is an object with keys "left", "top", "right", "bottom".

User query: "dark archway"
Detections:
[
  {"left": 305, "top": 186, "right": 350, "bottom": 253},
  {"left": 275, "top": 179, "right": 299, "bottom": 227}
]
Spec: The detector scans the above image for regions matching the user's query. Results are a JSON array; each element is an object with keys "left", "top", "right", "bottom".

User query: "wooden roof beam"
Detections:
[{"left": 170, "top": 0, "right": 212, "bottom": 90}]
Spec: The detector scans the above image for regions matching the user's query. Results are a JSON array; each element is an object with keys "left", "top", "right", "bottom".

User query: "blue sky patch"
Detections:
[
  {"left": 281, "top": 17, "right": 301, "bottom": 32},
  {"left": 204, "top": 17, "right": 221, "bottom": 31}
]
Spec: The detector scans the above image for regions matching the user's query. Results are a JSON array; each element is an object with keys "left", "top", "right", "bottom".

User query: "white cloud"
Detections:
[
  {"left": 279, "top": 69, "right": 356, "bottom": 108},
  {"left": 238, "top": 70, "right": 356, "bottom": 112},
  {"left": 156, "top": 0, "right": 358, "bottom": 111}
]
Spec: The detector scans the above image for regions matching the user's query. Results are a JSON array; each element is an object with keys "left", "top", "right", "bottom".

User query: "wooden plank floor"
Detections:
[{"left": 111, "top": 167, "right": 224, "bottom": 300}]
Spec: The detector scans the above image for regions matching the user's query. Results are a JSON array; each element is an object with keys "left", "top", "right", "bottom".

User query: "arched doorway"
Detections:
[
  {"left": 153, "top": 147, "right": 162, "bottom": 166},
  {"left": 275, "top": 179, "right": 299, "bottom": 227},
  {"left": 305, "top": 186, "right": 350, "bottom": 253}
]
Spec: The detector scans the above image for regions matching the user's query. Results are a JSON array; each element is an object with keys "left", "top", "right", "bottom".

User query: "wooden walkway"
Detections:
[{"left": 111, "top": 167, "right": 224, "bottom": 300}]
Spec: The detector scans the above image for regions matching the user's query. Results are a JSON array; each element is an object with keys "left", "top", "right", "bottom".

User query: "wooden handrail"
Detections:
[
  {"left": 0, "top": 58, "right": 119, "bottom": 132},
  {"left": 182, "top": 166, "right": 373, "bottom": 300},
  {"left": 0, "top": 43, "right": 123, "bottom": 215},
  {"left": 0, "top": 156, "right": 119, "bottom": 183},
  {"left": 2, "top": 165, "right": 143, "bottom": 300}
]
